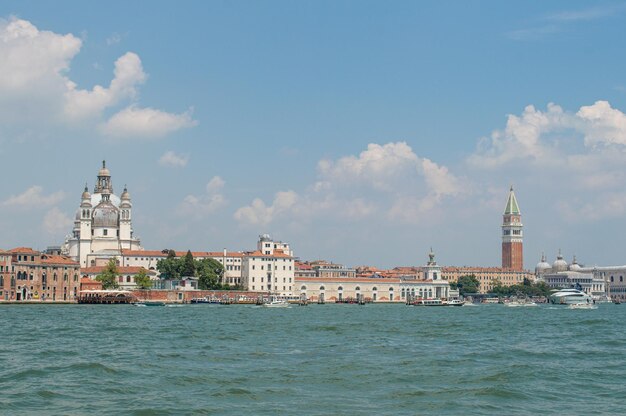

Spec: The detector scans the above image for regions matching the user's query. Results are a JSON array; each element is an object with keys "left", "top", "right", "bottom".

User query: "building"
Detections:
[
  {"left": 0, "top": 247, "right": 80, "bottom": 301},
  {"left": 441, "top": 267, "right": 533, "bottom": 293},
  {"left": 535, "top": 252, "right": 609, "bottom": 300},
  {"left": 120, "top": 249, "right": 244, "bottom": 286},
  {"left": 295, "top": 260, "right": 356, "bottom": 278},
  {"left": 502, "top": 186, "right": 523, "bottom": 270},
  {"left": 80, "top": 266, "right": 158, "bottom": 290},
  {"left": 295, "top": 250, "right": 452, "bottom": 302},
  {"left": 62, "top": 161, "right": 143, "bottom": 268},
  {"left": 241, "top": 235, "right": 295, "bottom": 296}
]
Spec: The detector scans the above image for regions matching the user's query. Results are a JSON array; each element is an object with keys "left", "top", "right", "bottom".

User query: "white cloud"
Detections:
[
  {"left": 42, "top": 207, "right": 73, "bottom": 234},
  {"left": 64, "top": 52, "right": 146, "bottom": 120},
  {"left": 235, "top": 142, "right": 464, "bottom": 227},
  {"left": 234, "top": 191, "right": 298, "bottom": 226},
  {"left": 0, "top": 17, "right": 196, "bottom": 138},
  {"left": 206, "top": 176, "right": 225, "bottom": 192},
  {"left": 577, "top": 101, "right": 626, "bottom": 147},
  {"left": 178, "top": 176, "right": 227, "bottom": 218},
  {"left": 318, "top": 142, "right": 419, "bottom": 190},
  {"left": 2, "top": 186, "right": 65, "bottom": 208},
  {"left": 159, "top": 151, "right": 189, "bottom": 167},
  {"left": 100, "top": 106, "right": 197, "bottom": 138},
  {"left": 469, "top": 101, "right": 626, "bottom": 170}
]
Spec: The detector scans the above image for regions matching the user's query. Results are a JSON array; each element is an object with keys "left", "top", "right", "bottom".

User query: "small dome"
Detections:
[
  {"left": 569, "top": 256, "right": 581, "bottom": 271},
  {"left": 552, "top": 251, "right": 568, "bottom": 272},
  {"left": 121, "top": 185, "right": 130, "bottom": 200},
  {"left": 92, "top": 200, "right": 119, "bottom": 228},
  {"left": 81, "top": 185, "right": 91, "bottom": 200},
  {"left": 535, "top": 253, "right": 551, "bottom": 273},
  {"left": 98, "top": 160, "right": 110, "bottom": 177}
]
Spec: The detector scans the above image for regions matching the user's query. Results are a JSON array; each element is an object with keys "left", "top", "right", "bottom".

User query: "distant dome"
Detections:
[
  {"left": 121, "top": 186, "right": 130, "bottom": 200},
  {"left": 81, "top": 186, "right": 91, "bottom": 200},
  {"left": 552, "top": 252, "right": 568, "bottom": 272},
  {"left": 92, "top": 200, "right": 119, "bottom": 228},
  {"left": 98, "top": 160, "right": 110, "bottom": 177},
  {"left": 569, "top": 256, "right": 581, "bottom": 271},
  {"left": 535, "top": 254, "right": 551, "bottom": 274}
]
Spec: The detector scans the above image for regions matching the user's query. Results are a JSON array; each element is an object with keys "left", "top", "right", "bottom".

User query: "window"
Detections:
[
  {"left": 301, "top": 285, "right": 307, "bottom": 290},
  {"left": 319, "top": 286, "right": 325, "bottom": 291},
  {"left": 103, "top": 229, "right": 108, "bottom": 236}
]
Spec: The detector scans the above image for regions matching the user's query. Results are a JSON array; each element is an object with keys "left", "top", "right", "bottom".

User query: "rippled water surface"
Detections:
[{"left": 1, "top": 303, "right": 626, "bottom": 415}]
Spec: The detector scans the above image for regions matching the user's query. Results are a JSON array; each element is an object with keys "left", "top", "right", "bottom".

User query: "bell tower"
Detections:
[{"left": 502, "top": 186, "right": 523, "bottom": 270}]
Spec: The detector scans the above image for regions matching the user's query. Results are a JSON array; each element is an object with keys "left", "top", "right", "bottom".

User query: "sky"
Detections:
[{"left": 1, "top": 1, "right": 626, "bottom": 270}]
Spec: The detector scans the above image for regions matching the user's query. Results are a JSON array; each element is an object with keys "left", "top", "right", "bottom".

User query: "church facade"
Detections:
[{"left": 62, "top": 161, "right": 142, "bottom": 268}]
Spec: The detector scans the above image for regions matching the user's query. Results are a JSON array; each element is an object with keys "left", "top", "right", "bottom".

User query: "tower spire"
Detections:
[{"left": 502, "top": 186, "right": 523, "bottom": 270}]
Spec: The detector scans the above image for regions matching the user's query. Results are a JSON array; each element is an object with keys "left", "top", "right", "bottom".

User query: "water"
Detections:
[{"left": 1, "top": 303, "right": 626, "bottom": 415}]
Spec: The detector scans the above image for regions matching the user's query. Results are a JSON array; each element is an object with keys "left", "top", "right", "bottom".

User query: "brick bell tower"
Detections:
[{"left": 502, "top": 186, "right": 523, "bottom": 270}]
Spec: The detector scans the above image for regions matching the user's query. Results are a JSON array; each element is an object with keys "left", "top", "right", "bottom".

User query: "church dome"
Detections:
[
  {"left": 81, "top": 186, "right": 91, "bottom": 201},
  {"left": 569, "top": 256, "right": 581, "bottom": 271},
  {"left": 92, "top": 200, "right": 119, "bottom": 228},
  {"left": 552, "top": 252, "right": 568, "bottom": 272},
  {"left": 535, "top": 253, "right": 551, "bottom": 274}
]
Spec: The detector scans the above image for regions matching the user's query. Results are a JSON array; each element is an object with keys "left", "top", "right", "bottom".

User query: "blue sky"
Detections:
[{"left": 1, "top": 1, "right": 626, "bottom": 269}]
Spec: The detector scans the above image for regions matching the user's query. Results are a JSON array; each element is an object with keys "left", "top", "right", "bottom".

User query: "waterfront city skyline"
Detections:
[{"left": 1, "top": 2, "right": 626, "bottom": 269}]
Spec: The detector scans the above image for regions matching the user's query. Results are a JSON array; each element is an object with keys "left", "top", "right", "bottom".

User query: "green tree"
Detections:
[
  {"left": 181, "top": 250, "right": 196, "bottom": 277},
  {"left": 134, "top": 268, "right": 152, "bottom": 289},
  {"left": 456, "top": 274, "right": 480, "bottom": 296},
  {"left": 157, "top": 250, "right": 180, "bottom": 280},
  {"left": 96, "top": 258, "right": 120, "bottom": 289},
  {"left": 197, "top": 258, "right": 224, "bottom": 290}
]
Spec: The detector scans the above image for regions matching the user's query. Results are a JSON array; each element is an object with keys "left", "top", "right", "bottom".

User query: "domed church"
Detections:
[{"left": 62, "top": 161, "right": 143, "bottom": 267}]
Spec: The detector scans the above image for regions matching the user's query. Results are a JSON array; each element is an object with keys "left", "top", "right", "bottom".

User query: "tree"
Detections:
[
  {"left": 157, "top": 250, "right": 180, "bottom": 280},
  {"left": 197, "top": 258, "right": 224, "bottom": 290},
  {"left": 134, "top": 268, "right": 152, "bottom": 290},
  {"left": 455, "top": 274, "right": 480, "bottom": 296},
  {"left": 96, "top": 258, "right": 119, "bottom": 289},
  {"left": 181, "top": 250, "right": 196, "bottom": 277}
]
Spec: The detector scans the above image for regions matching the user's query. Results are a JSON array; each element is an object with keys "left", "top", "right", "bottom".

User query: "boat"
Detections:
[
  {"left": 262, "top": 298, "right": 290, "bottom": 308},
  {"left": 190, "top": 297, "right": 210, "bottom": 304},
  {"left": 482, "top": 297, "right": 500, "bottom": 304},
  {"left": 446, "top": 299, "right": 465, "bottom": 306},
  {"left": 505, "top": 296, "right": 537, "bottom": 307},
  {"left": 412, "top": 298, "right": 444, "bottom": 306},
  {"left": 549, "top": 288, "right": 594, "bottom": 305},
  {"left": 568, "top": 303, "right": 598, "bottom": 310}
]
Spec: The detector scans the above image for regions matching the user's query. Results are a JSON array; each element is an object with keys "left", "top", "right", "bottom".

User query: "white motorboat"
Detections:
[
  {"left": 446, "top": 299, "right": 465, "bottom": 306},
  {"left": 505, "top": 297, "right": 537, "bottom": 307},
  {"left": 549, "top": 288, "right": 593, "bottom": 305},
  {"left": 262, "top": 298, "right": 290, "bottom": 308}
]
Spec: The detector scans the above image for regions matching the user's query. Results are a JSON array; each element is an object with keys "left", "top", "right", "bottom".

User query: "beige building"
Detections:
[
  {"left": 296, "top": 250, "right": 452, "bottom": 302},
  {"left": 441, "top": 266, "right": 533, "bottom": 293},
  {"left": 1, "top": 247, "right": 80, "bottom": 301}
]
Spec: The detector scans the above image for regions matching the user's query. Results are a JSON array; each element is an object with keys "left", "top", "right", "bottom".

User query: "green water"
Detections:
[{"left": 1, "top": 303, "right": 625, "bottom": 415}]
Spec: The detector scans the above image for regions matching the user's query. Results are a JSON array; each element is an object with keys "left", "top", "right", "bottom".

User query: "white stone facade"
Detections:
[{"left": 62, "top": 161, "right": 142, "bottom": 267}]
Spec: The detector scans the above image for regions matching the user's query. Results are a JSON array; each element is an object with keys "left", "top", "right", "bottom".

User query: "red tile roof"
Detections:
[
  {"left": 8, "top": 247, "right": 39, "bottom": 254},
  {"left": 40, "top": 255, "right": 79, "bottom": 266},
  {"left": 81, "top": 266, "right": 157, "bottom": 275},
  {"left": 121, "top": 249, "right": 244, "bottom": 258}
]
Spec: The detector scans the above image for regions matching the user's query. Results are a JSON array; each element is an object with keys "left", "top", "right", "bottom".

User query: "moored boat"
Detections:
[{"left": 549, "top": 289, "right": 593, "bottom": 305}]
